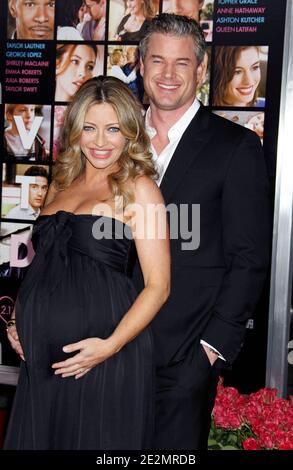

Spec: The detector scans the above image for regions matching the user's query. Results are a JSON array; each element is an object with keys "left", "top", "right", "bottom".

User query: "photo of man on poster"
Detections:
[
  {"left": 81, "top": 0, "right": 106, "bottom": 40},
  {"left": 4, "top": 104, "right": 50, "bottom": 162},
  {"left": 7, "top": 0, "right": 55, "bottom": 40},
  {"left": 107, "top": 45, "right": 144, "bottom": 102},
  {"left": 2, "top": 165, "right": 49, "bottom": 221}
]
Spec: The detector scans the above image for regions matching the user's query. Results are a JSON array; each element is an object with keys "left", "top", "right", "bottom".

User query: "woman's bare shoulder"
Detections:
[{"left": 133, "top": 175, "right": 162, "bottom": 198}]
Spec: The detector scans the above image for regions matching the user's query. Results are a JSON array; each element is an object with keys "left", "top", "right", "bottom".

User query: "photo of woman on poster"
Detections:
[
  {"left": 195, "top": 45, "right": 211, "bottom": 106},
  {"left": 245, "top": 112, "right": 265, "bottom": 142},
  {"left": 212, "top": 46, "right": 268, "bottom": 108},
  {"left": 162, "top": 0, "right": 204, "bottom": 20},
  {"left": 162, "top": 1, "right": 214, "bottom": 41},
  {"left": 55, "top": 44, "right": 103, "bottom": 102},
  {"left": 213, "top": 110, "right": 265, "bottom": 144},
  {"left": 107, "top": 46, "right": 144, "bottom": 101},
  {"left": 108, "top": 49, "right": 137, "bottom": 83},
  {"left": 56, "top": 0, "right": 86, "bottom": 40},
  {"left": 109, "top": 0, "right": 158, "bottom": 42},
  {"left": 53, "top": 106, "right": 67, "bottom": 160},
  {"left": 4, "top": 104, "right": 51, "bottom": 162}
]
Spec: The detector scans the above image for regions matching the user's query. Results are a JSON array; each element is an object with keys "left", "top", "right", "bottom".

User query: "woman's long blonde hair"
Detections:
[{"left": 53, "top": 76, "right": 157, "bottom": 207}]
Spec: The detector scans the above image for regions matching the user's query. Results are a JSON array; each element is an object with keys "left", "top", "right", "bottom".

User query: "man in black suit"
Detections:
[{"left": 137, "top": 14, "right": 271, "bottom": 449}]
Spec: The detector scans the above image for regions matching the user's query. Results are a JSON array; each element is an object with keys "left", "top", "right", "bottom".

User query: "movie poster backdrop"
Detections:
[{"left": 0, "top": 1, "right": 288, "bottom": 392}]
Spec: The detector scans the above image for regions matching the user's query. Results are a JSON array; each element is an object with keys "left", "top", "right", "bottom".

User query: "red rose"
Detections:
[{"left": 243, "top": 438, "right": 261, "bottom": 450}]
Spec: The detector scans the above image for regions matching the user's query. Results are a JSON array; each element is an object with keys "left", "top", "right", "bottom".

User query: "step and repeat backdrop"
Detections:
[{"left": 0, "top": 0, "right": 288, "bottom": 391}]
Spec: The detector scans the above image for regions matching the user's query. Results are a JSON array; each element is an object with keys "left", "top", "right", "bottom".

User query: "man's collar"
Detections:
[
  {"left": 28, "top": 205, "right": 40, "bottom": 217},
  {"left": 145, "top": 98, "right": 201, "bottom": 140}
]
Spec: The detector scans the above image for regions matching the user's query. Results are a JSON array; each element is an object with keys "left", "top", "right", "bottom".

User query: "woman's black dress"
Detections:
[
  {"left": 4, "top": 211, "right": 153, "bottom": 450},
  {"left": 116, "top": 15, "right": 150, "bottom": 41}
]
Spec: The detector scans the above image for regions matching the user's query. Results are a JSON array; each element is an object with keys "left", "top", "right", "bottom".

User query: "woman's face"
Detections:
[
  {"left": 116, "top": 51, "right": 124, "bottom": 66},
  {"left": 57, "top": 45, "right": 96, "bottom": 100},
  {"left": 127, "top": 0, "right": 144, "bottom": 16},
  {"left": 78, "top": 3, "right": 87, "bottom": 21},
  {"left": 80, "top": 103, "right": 127, "bottom": 172},
  {"left": 225, "top": 47, "right": 261, "bottom": 106},
  {"left": 248, "top": 113, "right": 264, "bottom": 138},
  {"left": 174, "top": 0, "right": 203, "bottom": 20}
]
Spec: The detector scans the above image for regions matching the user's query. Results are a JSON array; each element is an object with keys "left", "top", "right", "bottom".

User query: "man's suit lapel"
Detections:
[{"left": 160, "top": 105, "right": 211, "bottom": 203}]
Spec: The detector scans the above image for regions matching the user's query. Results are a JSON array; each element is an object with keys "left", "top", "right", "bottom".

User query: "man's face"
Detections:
[
  {"left": 141, "top": 33, "right": 205, "bottom": 112},
  {"left": 7, "top": 104, "right": 36, "bottom": 132},
  {"left": 28, "top": 176, "right": 48, "bottom": 209},
  {"left": 85, "top": 0, "right": 104, "bottom": 21},
  {"left": 126, "top": 47, "right": 137, "bottom": 64},
  {"left": 9, "top": 0, "right": 55, "bottom": 40}
]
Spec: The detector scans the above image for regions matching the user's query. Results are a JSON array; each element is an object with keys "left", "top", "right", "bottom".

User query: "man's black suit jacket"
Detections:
[{"left": 133, "top": 105, "right": 271, "bottom": 369}]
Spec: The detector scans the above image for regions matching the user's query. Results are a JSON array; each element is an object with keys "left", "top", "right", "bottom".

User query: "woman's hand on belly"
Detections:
[{"left": 51, "top": 337, "right": 115, "bottom": 379}]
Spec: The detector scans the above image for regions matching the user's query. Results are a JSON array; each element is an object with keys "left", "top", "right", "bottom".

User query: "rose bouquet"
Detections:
[{"left": 208, "top": 378, "right": 293, "bottom": 450}]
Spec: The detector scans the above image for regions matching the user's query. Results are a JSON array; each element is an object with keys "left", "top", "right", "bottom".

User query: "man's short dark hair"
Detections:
[
  {"left": 139, "top": 13, "right": 206, "bottom": 64},
  {"left": 24, "top": 166, "right": 49, "bottom": 181}
]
